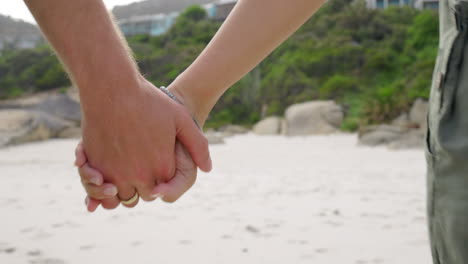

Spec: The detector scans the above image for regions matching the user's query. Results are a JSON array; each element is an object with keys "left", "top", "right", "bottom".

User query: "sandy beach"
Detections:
[{"left": 0, "top": 134, "right": 431, "bottom": 264}]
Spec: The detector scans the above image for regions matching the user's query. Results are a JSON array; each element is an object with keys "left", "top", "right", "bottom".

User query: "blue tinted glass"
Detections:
[{"left": 376, "top": 0, "right": 385, "bottom": 8}]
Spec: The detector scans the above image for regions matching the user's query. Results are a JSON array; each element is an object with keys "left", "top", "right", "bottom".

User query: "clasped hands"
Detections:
[{"left": 75, "top": 77, "right": 211, "bottom": 212}]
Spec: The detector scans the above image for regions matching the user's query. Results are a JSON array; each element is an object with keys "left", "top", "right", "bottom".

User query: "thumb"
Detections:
[
  {"left": 176, "top": 113, "right": 212, "bottom": 172},
  {"left": 151, "top": 142, "right": 197, "bottom": 203}
]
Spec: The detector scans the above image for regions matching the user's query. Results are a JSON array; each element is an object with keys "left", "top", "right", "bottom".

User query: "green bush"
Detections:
[{"left": 0, "top": 3, "right": 439, "bottom": 131}]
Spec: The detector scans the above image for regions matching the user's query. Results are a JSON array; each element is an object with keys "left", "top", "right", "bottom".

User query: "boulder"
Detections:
[
  {"left": 285, "top": 101, "right": 343, "bottom": 136},
  {"left": 253, "top": 116, "right": 283, "bottom": 135},
  {"left": 33, "top": 93, "right": 81, "bottom": 124},
  {"left": 218, "top": 124, "right": 249, "bottom": 137},
  {"left": 205, "top": 132, "right": 225, "bottom": 145},
  {"left": 392, "top": 113, "right": 410, "bottom": 127},
  {"left": 0, "top": 92, "right": 81, "bottom": 125},
  {"left": 0, "top": 110, "right": 74, "bottom": 147},
  {"left": 358, "top": 124, "right": 425, "bottom": 149},
  {"left": 409, "top": 98, "right": 428, "bottom": 130},
  {"left": 58, "top": 127, "right": 82, "bottom": 139},
  {"left": 358, "top": 125, "right": 407, "bottom": 146},
  {"left": 388, "top": 129, "right": 425, "bottom": 150}
]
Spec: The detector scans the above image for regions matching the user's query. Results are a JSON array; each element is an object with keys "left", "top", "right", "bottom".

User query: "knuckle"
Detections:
[
  {"left": 101, "top": 203, "right": 118, "bottom": 210},
  {"left": 140, "top": 196, "right": 155, "bottom": 202},
  {"left": 101, "top": 200, "right": 120, "bottom": 210},
  {"left": 155, "top": 164, "right": 173, "bottom": 182},
  {"left": 87, "top": 189, "right": 104, "bottom": 199},
  {"left": 78, "top": 166, "right": 93, "bottom": 181}
]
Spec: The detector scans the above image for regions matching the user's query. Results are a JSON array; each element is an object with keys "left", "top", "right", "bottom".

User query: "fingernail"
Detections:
[
  {"left": 90, "top": 176, "right": 101, "bottom": 186},
  {"left": 104, "top": 186, "right": 118, "bottom": 196},
  {"left": 151, "top": 193, "right": 164, "bottom": 199}
]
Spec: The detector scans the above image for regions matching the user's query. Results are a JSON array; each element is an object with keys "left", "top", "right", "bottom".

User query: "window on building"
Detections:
[
  {"left": 423, "top": 1, "right": 439, "bottom": 9},
  {"left": 376, "top": 0, "right": 385, "bottom": 8},
  {"left": 403, "top": 0, "right": 410, "bottom": 5},
  {"left": 388, "top": 0, "right": 400, "bottom": 6}
]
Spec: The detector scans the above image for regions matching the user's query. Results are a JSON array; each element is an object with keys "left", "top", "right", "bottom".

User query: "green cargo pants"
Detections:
[{"left": 427, "top": 1, "right": 468, "bottom": 263}]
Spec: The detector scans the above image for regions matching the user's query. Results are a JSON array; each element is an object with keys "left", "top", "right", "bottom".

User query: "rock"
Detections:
[
  {"left": 281, "top": 118, "right": 288, "bottom": 135},
  {"left": 285, "top": 101, "right": 343, "bottom": 136},
  {"left": 392, "top": 113, "right": 410, "bottom": 127},
  {"left": 388, "top": 129, "right": 425, "bottom": 149},
  {"left": 58, "top": 127, "right": 82, "bottom": 139},
  {"left": 218, "top": 124, "right": 249, "bottom": 137},
  {"left": 0, "top": 92, "right": 81, "bottom": 125},
  {"left": 33, "top": 93, "right": 81, "bottom": 124},
  {"left": 409, "top": 98, "right": 428, "bottom": 130},
  {"left": 358, "top": 125, "right": 407, "bottom": 146},
  {"left": 359, "top": 124, "right": 425, "bottom": 149},
  {"left": 205, "top": 132, "right": 225, "bottom": 145},
  {"left": 0, "top": 110, "right": 74, "bottom": 147},
  {"left": 253, "top": 116, "right": 283, "bottom": 135}
]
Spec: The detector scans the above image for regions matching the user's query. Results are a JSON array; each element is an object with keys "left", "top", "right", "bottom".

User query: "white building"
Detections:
[
  {"left": 366, "top": 0, "right": 439, "bottom": 9},
  {"left": 119, "top": 12, "right": 179, "bottom": 36},
  {"left": 413, "top": 0, "right": 439, "bottom": 9},
  {"left": 118, "top": 0, "right": 237, "bottom": 37}
]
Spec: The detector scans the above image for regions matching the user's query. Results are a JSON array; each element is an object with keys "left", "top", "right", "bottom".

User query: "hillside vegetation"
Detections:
[
  {"left": 112, "top": 0, "right": 214, "bottom": 20},
  {"left": 0, "top": 0, "right": 439, "bottom": 130}
]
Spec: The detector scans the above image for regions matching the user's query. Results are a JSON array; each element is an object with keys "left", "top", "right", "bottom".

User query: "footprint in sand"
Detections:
[
  {"left": 382, "top": 224, "right": 393, "bottom": 230},
  {"left": 21, "top": 227, "right": 35, "bottom": 233},
  {"left": 79, "top": 245, "right": 95, "bottom": 251},
  {"left": 30, "top": 258, "right": 66, "bottom": 264},
  {"left": 245, "top": 225, "right": 260, "bottom": 234},
  {"left": 220, "top": 234, "right": 233, "bottom": 240},
  {"left": 131, "top": 241, "right": 142, "bottom": 247},
  {"left": 51, "top": 223, "right": 64, "bottom": 229},
  {"left": 265, "top": 222, "right": 282, "bottom": 229},
  {"left": 27, "top": 250, "right": 42, "bottom": 257},
  {"left": 355, "top": 258, "right": 384, "bottom": 264},
  {"left": 32, "top": 230, "right": 53, "bottom": 240},
  {"left": 0, "top": 247, "right": 16, "bottom": 254},
  {"left": 315, "top": 248, "right": 328, "bottom": 254},
  {"left": 64, "top": 221, "right": 81, "bottom": 228},
  {"left": 300, "top": 254, "right": 315, "bottom": 260},
  {"left": 287, "top": 240, "right": 309, "bottom": 245},
  {"left": 355, "top": 260, "right": 368, "bottom": 264},
  {"left": 179, "top": 240, "right": 192, "bottom": 245},
  {"left": 324, "top": 220, "right": 343, "bottom": 227}
]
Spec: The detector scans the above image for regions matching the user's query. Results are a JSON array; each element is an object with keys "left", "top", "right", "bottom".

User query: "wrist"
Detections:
[
  {"left": 167, "top": 81, "right": 213, "bottom": 128},
  {"left": 80, "top": 73, "right": 146, "bottom": 120}
]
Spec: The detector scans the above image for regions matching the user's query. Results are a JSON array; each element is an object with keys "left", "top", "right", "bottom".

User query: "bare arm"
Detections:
[
  {"left": 169, "top": 0, "right": 326, "bottom": 125},
  {"left": 24, "top": 0, "right": 140, "bottom": 113}
]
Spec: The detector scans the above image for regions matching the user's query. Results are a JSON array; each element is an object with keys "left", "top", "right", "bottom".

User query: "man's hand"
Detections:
[
  {"left": 80, "top": 79, "right": 210, "bottom": 205},
  {"left": 76, "top": 140, "right": 198, "bottom": 212}
]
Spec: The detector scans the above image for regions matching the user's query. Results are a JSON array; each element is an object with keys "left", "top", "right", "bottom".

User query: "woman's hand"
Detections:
[{"left": 75, "top": 140, "right": 199, "bottom": 212}]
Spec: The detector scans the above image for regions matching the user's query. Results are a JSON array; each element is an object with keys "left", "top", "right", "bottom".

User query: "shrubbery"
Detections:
[{"left": 0, "top": 1, "right": 439, "bottom": 130}]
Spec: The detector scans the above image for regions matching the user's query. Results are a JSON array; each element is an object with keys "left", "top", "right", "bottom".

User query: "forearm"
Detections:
[
  {"left": 24, "top": 0, "right": 142, "bottom": 115},
  {"left": 169, "top": 0, "right": 325, "bottom": 125}
]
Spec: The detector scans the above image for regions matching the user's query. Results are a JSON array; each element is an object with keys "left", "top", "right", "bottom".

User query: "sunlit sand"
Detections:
[{"left": 0, "top": 134, "right": 431, "bottom": 264}]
